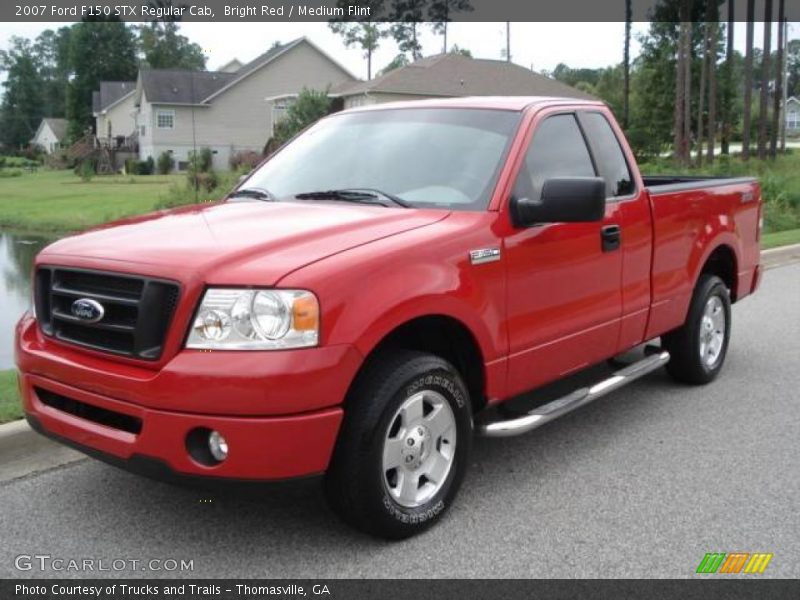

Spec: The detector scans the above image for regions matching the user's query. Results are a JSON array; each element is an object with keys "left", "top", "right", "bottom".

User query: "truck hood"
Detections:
[{"left": 39, "top": 201, "right": 450, "bottom": 285}]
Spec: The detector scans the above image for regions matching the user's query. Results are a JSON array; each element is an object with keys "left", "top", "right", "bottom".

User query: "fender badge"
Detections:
[{"left": 469, "top": 247, "right": 501, "bottom": 265}]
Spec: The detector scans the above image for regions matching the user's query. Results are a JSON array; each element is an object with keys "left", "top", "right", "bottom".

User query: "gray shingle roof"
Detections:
[
  {"left": 332, "top": 54, "right": 596, "bottom": 101},
  {"left": 139, "top": 69, "right": 236, "bottom": 104},
  {"left": 93, "top": 81, "right": 136, "bottom": 113},
  {"left": 45, "top": 118, "right": 67, "bottom": 140},
  {"left": 138, "top": 38, "right": 303, "bottom": 105}
]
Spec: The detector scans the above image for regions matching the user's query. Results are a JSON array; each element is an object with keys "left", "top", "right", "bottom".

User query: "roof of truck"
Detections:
[{"left": 343, "top": 96, "right": 606, "bottom": 113}]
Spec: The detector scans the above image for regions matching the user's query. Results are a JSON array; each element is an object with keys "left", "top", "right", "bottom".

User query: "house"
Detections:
[
  {"left": 218, "top": 59, "right": 244, "bottom": 73},
  {"left": 134, "top": 37, "right": 356, "bottom": 170},
  {"left": 785, "top": 96, "right": 800, "bottom": 135},
  {"left": 92, "top": 81, "right": 137, "bottom": 147},
  {"left": 30, "top": 118, "right": 68, "bottom": 154},
  {"left": 331, "top": 53, "right": 596, "bottom": 109}
]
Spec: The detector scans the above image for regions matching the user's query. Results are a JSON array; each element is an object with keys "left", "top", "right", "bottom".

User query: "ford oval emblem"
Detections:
[{"left": 71, "top": 298, "right": 105, "bottom": 323}]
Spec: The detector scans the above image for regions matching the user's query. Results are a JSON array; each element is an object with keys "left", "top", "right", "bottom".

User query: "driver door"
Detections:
[{"left": 503, "top": 111, "right": 624, "bottom": 396}]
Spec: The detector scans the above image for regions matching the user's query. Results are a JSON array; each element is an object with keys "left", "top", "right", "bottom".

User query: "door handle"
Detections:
[{"left": 601, "top": 224, "right": 621, "bottom": 252}]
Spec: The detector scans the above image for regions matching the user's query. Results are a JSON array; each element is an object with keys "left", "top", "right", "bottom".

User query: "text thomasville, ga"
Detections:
[{"left": 225, "top": 4, "right": 371, "bottom": 17}]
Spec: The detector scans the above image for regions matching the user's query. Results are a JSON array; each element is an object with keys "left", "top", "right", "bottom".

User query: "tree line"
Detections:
[
  {"left": 0, "top": 17, "right": 205, "bottom": 149},
  {"left": 553, "top": 0, "right": 793, "bottom": 164}
]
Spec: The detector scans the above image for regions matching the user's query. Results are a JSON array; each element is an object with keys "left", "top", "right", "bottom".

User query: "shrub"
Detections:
[
  {"left": 0, "top": 168, "right": 22, "bottom": 178},
  {"left": 76, "top": 159, "right": 96, "bottom": 182},
  {"left": 157, "top": 151, "right": 174, "bottom": 175},
  {"left": 229, "top": 150, "right": 263, "bottom": 172},
  {"left": 187, "top": 170, "right": 218, "bottom": 193},
  {"left": 188, "top": 147, "right": 213, "bottom": 173},
  {"left": 272, "top": 88, "right": 332, "bottom": 147}
]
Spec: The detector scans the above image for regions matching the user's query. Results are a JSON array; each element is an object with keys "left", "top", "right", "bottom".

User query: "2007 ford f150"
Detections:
[{"left": 16, "top": 97, "right": 761, "bottom": 539}]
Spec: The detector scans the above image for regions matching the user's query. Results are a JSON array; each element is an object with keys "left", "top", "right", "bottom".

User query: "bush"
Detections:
[
  {"left": 20, "top": 145, "right": 44, "bottom": 163},
  {"left": 157, "top": 151, "right": 174, "bottom": 175},
  {"left": 76, "top": 159, "right": 96, "bottom": 182},
  {"left": 229, "top": 150, "right": 263, "bottom": 172},
  {"left": 187, "top": 170, "right": 218, "bottom": 193},
  {"left": 0, "top": 169, "right": 22, "bottom": 178},
  {"left": 188, "top": 147, "right": 213, "bottom": 173},
  {"left": 125, "top": 157, "right": 155, "bottom": 175},
  {"left": 157, "top": 170, "right": 240, "bottom": 210},
  {"left": 272, "top": 88, "right": 332, "bottom": 147}
]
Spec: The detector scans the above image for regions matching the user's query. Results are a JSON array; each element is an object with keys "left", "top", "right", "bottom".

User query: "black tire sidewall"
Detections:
[
  {"left": 369, "top": 367, "right": 472, "bottom": 534},
  {"left": 326, "top": 352, "right": 472, "bottom": 539},
  {"left": 664, "top": 274, "right": 732, "bottom": 384},
  {"left": 690, "top": 277, "right": 732, "bottom": 378}
]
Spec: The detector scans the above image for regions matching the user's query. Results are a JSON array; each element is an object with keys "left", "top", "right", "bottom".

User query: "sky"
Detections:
[{"left": 0, "top": 21, "right": 797, "bottom": 84}]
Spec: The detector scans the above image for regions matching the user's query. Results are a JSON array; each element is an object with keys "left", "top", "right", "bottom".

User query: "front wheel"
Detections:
[
  {"left": 662, "top": 274, "right": 732, "bottom": 385},
  {"left": 324, "top": 351, "right": 472, "bottom": 539}
]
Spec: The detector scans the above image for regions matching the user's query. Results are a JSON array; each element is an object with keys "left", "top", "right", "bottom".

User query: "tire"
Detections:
[
  {"left": 324, "top": 350, "right": 473, "bottom": 539},
  {"left": 662, "top": 274, "right": 731, "bottom": 385}
]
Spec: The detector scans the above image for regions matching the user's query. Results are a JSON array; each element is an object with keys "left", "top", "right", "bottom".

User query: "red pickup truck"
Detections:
[{"left": 16, "top": 97, "right": 761, "bottom": 539}]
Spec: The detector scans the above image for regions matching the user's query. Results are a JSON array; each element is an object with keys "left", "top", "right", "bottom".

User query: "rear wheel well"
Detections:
[
  {"left": 358, "top": 316, "right": 487, "bottom": 413},
  {"left": 700, "top": 245, "right": 737, "bottom": 301}
]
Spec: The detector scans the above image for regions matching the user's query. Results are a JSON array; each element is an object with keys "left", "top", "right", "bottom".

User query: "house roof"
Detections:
[
  {"left": 218, "top": 58, "right": 243, "bottom": 73},
  {"left": 92, "top": 81, "right": 136, "bottom": 113},
  {"left": 138, "top": 68, "right": 237, "bottom": 104},
  {"left": 331, "top": 54, "right": 596, "bottom": 101},
  {"left": 31, "top": 118, "right": 67, "bottom": 143},
  {"left": 137, "top": 38, "right": 302, "bottom": 106}
]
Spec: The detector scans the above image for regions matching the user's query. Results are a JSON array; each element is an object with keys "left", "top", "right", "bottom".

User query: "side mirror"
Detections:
[{"left": 511, "top": 177, "right": 606, "bottom": 227}]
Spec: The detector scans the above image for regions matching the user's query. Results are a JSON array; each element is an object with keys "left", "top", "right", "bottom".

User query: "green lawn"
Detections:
[
  {"left": 0, "top": 369, "right": 22, "bottom": 424},
  {"left": 0, "top": 169, "right": 184, "bottom": 232},
  {"left": 762, "top": 228, "right": 800, "bottom": 249}
]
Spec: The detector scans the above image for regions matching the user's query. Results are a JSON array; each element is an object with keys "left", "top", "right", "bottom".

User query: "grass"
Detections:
[
  {"left": 0, "top": 370, "right": 22, "bottom": 425},
  {"left": 0, "top": 169, "right": 185, "bottom": 233},
  {"left": 762, "top": 228, "right": 800, "bottom": 249}
]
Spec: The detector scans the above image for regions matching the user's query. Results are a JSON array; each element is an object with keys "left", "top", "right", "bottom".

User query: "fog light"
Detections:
[{"left": 208, "top": 431, "right": 228, "bottom": 461}]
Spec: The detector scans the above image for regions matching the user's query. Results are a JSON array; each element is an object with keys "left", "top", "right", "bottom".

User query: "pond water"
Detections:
[{"left": 0, "top": 230, "right": 57, "bottom": 369}]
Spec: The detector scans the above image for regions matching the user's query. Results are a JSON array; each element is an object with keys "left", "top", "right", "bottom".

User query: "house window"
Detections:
[
  {"left": 156, "top": 110, "right": 175, "bottom": 129},
  {"left": 788, "top": 110, "right": 799, "bottom": 130},
  {"left": 271, "top": 98, "right": 296, "bottom": 135},
  {"left": 140, "top": 125, "right": 146, "bottom": 137}
]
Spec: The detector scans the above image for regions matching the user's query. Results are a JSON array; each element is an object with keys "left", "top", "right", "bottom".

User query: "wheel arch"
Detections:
[
  {"left": 697, "top": 242, "right": 739, "bottom": 301},
  {"left": 350, "top": 313, "right": 489, "bottom": 414}
]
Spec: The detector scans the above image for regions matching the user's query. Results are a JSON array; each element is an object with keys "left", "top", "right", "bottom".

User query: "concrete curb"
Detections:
[
  {"left": 0, "top": 417, "right": 84, "bottom": 483},
  {"left": 762, "top": 243, "right": 800, "bottom": 270}
]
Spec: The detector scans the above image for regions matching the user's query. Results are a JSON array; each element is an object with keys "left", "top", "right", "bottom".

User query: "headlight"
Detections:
[{"left": 186, "top": 288, "right": 319, "bottom": 350}]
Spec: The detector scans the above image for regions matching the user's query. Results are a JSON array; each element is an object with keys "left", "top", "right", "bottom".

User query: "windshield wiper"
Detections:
[
  {"left": 293, "top": 188, "right": 410, "bottom": 208},
  {"left": 227, "top": 187, "right": 275, "bottom": 202}
]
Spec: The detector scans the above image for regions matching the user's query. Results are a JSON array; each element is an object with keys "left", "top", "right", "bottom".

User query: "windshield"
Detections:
[{"left": 242, "top": 108, "right": 521, "bottom": 211}]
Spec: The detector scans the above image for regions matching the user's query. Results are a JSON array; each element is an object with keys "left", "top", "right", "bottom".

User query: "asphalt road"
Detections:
[{"left": 1, "top": 263, "right": 798, "bottom": 579}]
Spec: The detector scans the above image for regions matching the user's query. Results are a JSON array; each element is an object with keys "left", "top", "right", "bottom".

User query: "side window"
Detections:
[
  {"left": 514, "top": 114, "right": 595, "bottom": 201},
  {"left": 580, "top": 112, "right": 634, "bottom": 197}
]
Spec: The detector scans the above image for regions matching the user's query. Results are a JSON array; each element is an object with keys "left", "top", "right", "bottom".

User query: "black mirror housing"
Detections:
[{"left": 511, "top": 177, "right": 606, "bottom": 227}]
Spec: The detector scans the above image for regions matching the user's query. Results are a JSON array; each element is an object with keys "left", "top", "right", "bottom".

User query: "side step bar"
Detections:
[{"left": 477, "top": 351, "right": 670, "bottom": 438}]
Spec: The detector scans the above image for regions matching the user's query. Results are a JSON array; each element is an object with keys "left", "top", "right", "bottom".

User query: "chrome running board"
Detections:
[{"left": 477, "top": 351, "right": 670, "bottom": 438}]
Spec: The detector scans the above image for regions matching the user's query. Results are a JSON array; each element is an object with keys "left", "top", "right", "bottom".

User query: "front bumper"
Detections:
[{"left": 15, "top": 314, "right": 357, "bottom": 480}]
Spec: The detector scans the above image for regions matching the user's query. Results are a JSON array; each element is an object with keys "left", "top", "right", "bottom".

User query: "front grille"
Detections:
[
  {"left": 35, "top": 387, "right": 142, "bottom": 434},
  {"left": 35, "top": 267, "right": 180, "bottom": 360}
]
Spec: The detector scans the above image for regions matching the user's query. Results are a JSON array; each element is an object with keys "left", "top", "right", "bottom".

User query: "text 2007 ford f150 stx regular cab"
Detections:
[{"left": 16, "top": 97, "right": 761, "bottom": 538}]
